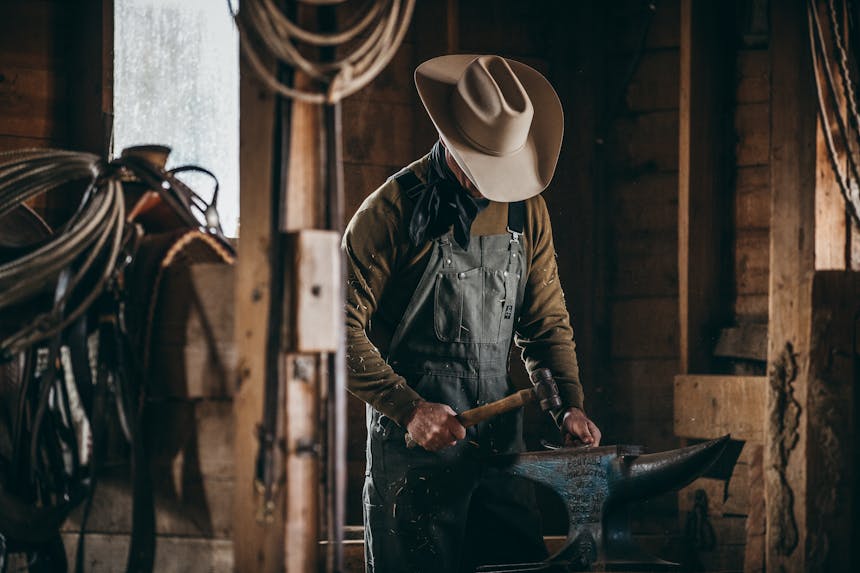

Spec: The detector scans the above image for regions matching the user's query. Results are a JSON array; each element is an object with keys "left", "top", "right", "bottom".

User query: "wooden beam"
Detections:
[
  {"left": 804, "top": 271, "right": 860, "bottom": 569},
  {"left": 677, "top": 0, "right": 733, "bottom": 374},
  {"left": 813, "top": 2, "right": 848, "bottom": 270},
  {"left": 673, "top": 374, "right": 766, "bottom": 442},
  {"left": 285, "top": 353, "right": 321, "bottom": 573},
  {"left": 233, "top": 50, "right": 284, "bottom": 573},
  {"left": 765, "top": 0, "right": 817, "bottom": 569},
  {"left": 67, "top": 0, "right": 112, "bottom": 156}
]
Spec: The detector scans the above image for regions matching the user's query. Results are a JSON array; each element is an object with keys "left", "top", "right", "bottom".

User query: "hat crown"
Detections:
[{"left": 451, "top": 56, "right": 534, "bottom": 156}]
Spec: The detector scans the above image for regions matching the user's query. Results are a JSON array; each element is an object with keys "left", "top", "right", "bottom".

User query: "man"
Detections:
[{"left": 344, "top": 54, "right": 602, "bottom": 572}]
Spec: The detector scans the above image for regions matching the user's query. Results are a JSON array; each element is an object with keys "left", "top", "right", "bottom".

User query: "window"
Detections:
[{"left": 114, "top": 0, "right": 240, "bottom": 236}]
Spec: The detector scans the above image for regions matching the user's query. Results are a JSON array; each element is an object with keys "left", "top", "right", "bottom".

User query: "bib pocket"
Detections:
[{"left": 433, "top": 267, "right": 511, "bottom": 343}]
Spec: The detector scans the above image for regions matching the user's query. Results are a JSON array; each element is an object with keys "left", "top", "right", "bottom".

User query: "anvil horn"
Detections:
[{"left": 612, "top": 434, "right": 730, "bottom": 502}]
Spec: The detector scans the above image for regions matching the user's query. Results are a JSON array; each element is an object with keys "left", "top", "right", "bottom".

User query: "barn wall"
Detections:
[
  {"left": 733, "top": 24, "right": 771, "bottom": 325},
  {"left": 0, "top": 0, "right": 779, "bottom": 568},
  {"left": 0, "top": 0, "right": 110, "bottom": 224}
]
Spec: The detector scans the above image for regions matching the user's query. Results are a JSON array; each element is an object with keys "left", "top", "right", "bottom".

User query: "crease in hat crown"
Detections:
[{"left": 450, "top": 55, "right": 535, "bottom": 157}]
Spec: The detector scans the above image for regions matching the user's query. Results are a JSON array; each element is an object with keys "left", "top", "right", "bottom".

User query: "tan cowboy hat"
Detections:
[{"left": 415, "top": 54, "right": 564, "bottom": 202}]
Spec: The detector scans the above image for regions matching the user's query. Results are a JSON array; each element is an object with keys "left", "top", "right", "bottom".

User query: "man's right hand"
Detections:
[{"left": 404, "top": 401, "right": 466, "bottom": 451}]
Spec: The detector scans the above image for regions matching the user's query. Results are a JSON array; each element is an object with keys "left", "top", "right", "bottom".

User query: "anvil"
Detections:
[{"left": 477, "top": 436, "right": 729, "bottom": 572}]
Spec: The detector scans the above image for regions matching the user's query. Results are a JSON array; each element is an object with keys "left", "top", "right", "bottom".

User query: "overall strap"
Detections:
[{"left": 507, "top": 201, "right": 525, "bottom": 241}]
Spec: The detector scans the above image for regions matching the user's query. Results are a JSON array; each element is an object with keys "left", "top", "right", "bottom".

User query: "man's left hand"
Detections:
[{"left": 561, "top": 407, "right": 602, "bottom": 447}]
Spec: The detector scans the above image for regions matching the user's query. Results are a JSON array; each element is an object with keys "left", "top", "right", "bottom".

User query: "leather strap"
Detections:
[{"left": 507, "top": 200, "right": 525, "bottom": 235}]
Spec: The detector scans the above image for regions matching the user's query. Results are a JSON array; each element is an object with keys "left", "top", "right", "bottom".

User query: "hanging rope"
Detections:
[
  {"left": 808, "top": 0, "right": 860, "bottom": 226},
  {"left": 230, "top": 0, "right": 415, "bottom": 104}
]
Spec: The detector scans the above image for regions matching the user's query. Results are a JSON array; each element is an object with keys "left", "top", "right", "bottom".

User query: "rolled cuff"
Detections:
[{"left": 551, "top": 380, "right": 584, "bottom": 426}]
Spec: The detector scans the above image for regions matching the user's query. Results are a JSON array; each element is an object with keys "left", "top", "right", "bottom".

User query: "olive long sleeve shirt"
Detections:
[{"left": 343, "top": 155, "right": 584, "bottom": 426}]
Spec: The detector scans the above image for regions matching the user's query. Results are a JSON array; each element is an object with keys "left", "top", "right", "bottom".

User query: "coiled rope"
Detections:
[
  {"left": 230, "top": 0, "right": 415, "bottom": 103},
  {"left": 0, "top": 150, "right": 126, "bottom": 355}
]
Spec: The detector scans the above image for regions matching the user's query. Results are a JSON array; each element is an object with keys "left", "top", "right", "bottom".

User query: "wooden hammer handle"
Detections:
[
  {"left": 458, "top": 389, "right": 535, "bottom": 427},
  {"left": 404, "top": 389, "right": 535, "bottom": 448}
]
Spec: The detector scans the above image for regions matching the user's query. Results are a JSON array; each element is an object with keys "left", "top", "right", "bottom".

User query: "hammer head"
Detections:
[{"left": 529, "top": 368, "right": 562, "bottom": 412}]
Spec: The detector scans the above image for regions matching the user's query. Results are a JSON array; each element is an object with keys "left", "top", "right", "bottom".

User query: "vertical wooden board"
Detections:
[
  {"left": 233, "top": 55, "right": 284, "bottom": 572},
  {"left": 805, "top": 272, "right": 860, "bottom": 569},
  {"left": 814, "top": 120, "right": 848, "bottom": 269},
  {"left": 765, "top": 1, "right": 817, "bottom": 569},
  {"left": 735, "top": 103, "right": 770, "bottom": 166},
  {"left": 348, "top": 41, "right": 415, "bottom": 105},
  {"left": 286, "top": 97, "right": 322, "bottom": 231},
  {"left": 544, "top": 0, "right": 612, "bottom": 435},
  {"left": 608, "top": 0, "right": 681, "bottom": 52},
  {"left": 342, "top": 100, "right": 414, "bottom": 167},
  {"left": 624, "top": 50, "right": 681, "bottom": 112},
  {"left": 608, "top": 359, "right": 680, "bottom": 449},
  {"left": 611, "top": 232, "right": 678, "bottom": 298},
  {"left": 744, "top": 444, "right": 766, "bottom": 573},
  {"left": 285, "top": 354, "right": 321, "bottom": 573},
  {"left": 611, "top": 172, "right": 679, "bottom": 234},
  {"left": 411, "top": 0, "right": 457, "bottom": 157},
  {"left": 735, "top": 230, "right": 770, "bottom": 295},
  {"left": 736, "top": 50, "right": 770, "bottom": 104},
  {"left": 67, "top": 0, "right": 110, "bottom": 155},
  {"left": 851, "top": 216, "right": 860, "bottom": 270},
  {"left": 456, "top": 0, "right": 552, "bottom": 57},
  {"left": 678, "top": 0, "right": 734, "bottom": 374},
  {"left": 609, "top": 111, "right": 680, "bottom": 173},
  {"left": 290, "top": 230, "right": 341, "bottom": 353},
  {"left": 735, "top": 166, "right": 770, "bottom": 231},
  {"left": 610, "top": 298, "right": 679, "bottom": 359}
]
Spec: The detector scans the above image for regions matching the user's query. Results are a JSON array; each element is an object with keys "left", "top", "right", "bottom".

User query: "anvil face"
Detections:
[{"left": 480, "top": 437, "right": 729, "bottom": 572}]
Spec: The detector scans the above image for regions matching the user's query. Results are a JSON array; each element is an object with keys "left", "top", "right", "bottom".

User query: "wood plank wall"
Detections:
[
  {"left": 733, "top": 9, "right": 771, "bottom": 326},
  {"left": 604, "top": 0, "right": 681, "bottom": 453},
  {"left": 0, "top": 2, "right": 69, "bottom": 150},
  {"left": 0, "top": 0, "right": 111, "bottom": 225}
]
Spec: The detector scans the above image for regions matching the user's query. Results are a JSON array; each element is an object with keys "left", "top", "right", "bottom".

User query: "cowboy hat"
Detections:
[{"left": 415, "top": 54, "right": 564, "bottom": 202}]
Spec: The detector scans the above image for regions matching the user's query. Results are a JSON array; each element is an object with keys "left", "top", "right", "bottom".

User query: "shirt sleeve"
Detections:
[
  {"left": 343, "top": 188, "right": 423, "bottom": 426},
  {"left": 514, "top": 195, "right": 585, "bottom": 415}
]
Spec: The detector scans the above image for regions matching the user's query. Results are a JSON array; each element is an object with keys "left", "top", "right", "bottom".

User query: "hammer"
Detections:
[{"left": 404, "top": 368, "right": 562, "bottom": 449}]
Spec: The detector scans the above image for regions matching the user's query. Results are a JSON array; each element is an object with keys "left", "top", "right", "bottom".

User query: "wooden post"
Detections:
[
  {"left": 804, "top": 272, "right": 859, "bottom": 569},
  {"left": 677, "top": 0, "right": 733, "bottom": 375},
  {"left": 765, "top": 0, "right": 817, "bottom": 570},
  {"left": 68, "top": 0, "right": 112, "bottom": 156},
  {"left": 233, "top": 51, "right": 285, "bottom": 573},
  {"left": 234, "top": 7, "right": 337, "bottom": 570}
]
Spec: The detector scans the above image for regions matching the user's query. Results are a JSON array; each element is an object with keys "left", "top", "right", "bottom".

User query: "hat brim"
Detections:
[{"left": 415, "top": 54, "right": 564, "bottom": 202}]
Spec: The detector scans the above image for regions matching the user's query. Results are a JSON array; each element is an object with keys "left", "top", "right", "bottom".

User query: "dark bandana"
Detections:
[{"left": 407, "top": 141, "right": 489, "bottom": 250}]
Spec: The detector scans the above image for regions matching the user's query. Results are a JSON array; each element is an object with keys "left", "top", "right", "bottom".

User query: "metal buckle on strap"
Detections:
[{"left": 506, "top": 227, "right": 520, "bottom": 244}]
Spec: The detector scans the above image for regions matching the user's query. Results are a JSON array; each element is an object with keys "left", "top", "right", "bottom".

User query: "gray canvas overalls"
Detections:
[{"left": 363, "top": 170, "right": 548, "bottom": 572}]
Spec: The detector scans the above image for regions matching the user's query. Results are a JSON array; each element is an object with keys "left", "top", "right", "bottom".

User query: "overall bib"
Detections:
[{"left": 363, "top": 170, "right": 548, "bottom": 572}]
